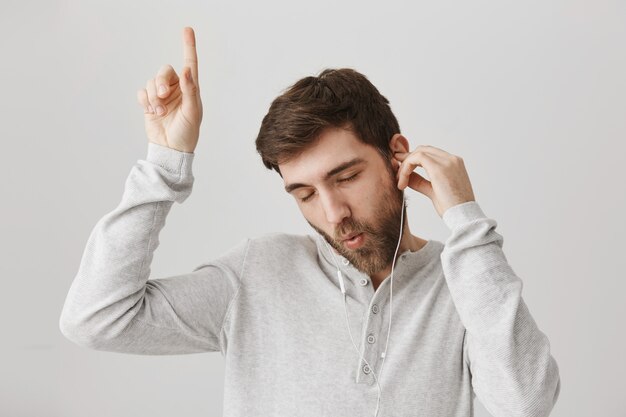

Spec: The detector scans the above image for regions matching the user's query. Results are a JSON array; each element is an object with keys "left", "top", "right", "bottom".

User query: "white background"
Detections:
[{"left": 1, "top": 1, "right": 624, "bottom": 416}]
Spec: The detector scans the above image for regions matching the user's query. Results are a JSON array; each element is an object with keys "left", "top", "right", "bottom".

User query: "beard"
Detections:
[{"left": 308, "top": 176, "right": 406, "bottom": 277}]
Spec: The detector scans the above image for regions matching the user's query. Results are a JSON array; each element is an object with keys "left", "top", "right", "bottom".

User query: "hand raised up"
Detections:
[
  {"left": 137, "top": 27, "right": 203, "bottom": 153},
  {"left": 393, "top": 145, "right": 476, "bottom": 218}
]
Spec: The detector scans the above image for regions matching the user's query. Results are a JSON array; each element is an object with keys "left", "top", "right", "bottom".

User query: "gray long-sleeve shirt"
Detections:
[{"left": 59, "top": 142, "right": 561, "bottom": 417}]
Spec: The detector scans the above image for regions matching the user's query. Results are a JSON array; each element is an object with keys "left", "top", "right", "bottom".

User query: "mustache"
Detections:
[{"left": 333, "top": 218, "right": 372, "bottom": 241}]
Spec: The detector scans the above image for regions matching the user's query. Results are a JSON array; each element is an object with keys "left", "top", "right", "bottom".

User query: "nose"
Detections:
[{"left": 319, "top": 189, "right": 350, "bottom": 225}]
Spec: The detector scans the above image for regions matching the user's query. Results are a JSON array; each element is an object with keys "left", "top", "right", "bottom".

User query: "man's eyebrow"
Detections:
[{"left": 284, "top": 157, "right": 366, "bottom": 193}]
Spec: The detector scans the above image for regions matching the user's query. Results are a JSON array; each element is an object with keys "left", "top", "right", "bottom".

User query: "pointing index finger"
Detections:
[{"left": 183, "top": 26, "right": 199, "bottom": 84}]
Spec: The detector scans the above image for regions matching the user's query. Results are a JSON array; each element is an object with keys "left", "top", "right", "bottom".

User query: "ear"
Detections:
[
  {"left": 388, "top": 133, "right": 410, "bottom": 174},
  {"left": 389, "top": 133, "right": 410, "bottom": 154}
]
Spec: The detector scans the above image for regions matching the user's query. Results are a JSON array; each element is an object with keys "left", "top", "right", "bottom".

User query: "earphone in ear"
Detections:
[{"left": 320, "top": 188, "right": 405, "bottom": 417}]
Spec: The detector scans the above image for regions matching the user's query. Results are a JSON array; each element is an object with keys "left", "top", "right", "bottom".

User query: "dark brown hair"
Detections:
[{"left": 255, "top": 68, "right": 401, "bottom": 176}]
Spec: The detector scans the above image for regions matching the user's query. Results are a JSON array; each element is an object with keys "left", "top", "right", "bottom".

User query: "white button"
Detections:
[
  {"left": 367, "top": 334, "right": 376, "bottom": 344},
  {"left": 362, "top": 364, "right": 371, "bottom": 374},
  {"left": 359, "top": 278, "right": 368, "bottom": 286},
  {"left": 371, "top": 304, "right": 379, "bottom": 314},
  {"left": 342, "top": 258, "right": 350, "bottom": 266}
]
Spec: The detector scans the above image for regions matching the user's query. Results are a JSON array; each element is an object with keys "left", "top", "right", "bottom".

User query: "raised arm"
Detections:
[
  {"left": 393, "top": 145, "right": 561, "bottom": 415},
  {"left": 59, "top": 27, "right": 245, "bottom": 355}
]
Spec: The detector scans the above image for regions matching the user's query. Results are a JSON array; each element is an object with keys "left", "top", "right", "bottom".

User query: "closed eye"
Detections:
[
  {"left": 299, "top": 172, "right": 361, "bottom": 203},
  {"left": 338, "top": 173, "right": 359, "bottom": 183}
]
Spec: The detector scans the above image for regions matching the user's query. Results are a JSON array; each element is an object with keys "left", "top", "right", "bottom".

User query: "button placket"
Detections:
[{"left": 354, "top": 295, "right": 385, "bottom": 385}]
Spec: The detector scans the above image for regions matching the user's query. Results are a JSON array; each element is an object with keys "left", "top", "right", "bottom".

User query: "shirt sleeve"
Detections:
[
  {"left": 59, "top": 142, "right": 249, "bottom": 355},
  {"left": 440, "top": 201, "right": 561, "bottom": 417}
]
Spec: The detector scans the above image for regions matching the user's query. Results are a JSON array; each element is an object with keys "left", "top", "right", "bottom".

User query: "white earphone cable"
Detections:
[{"left": 320, "top": 190, "right": 405, "bottom": 417}]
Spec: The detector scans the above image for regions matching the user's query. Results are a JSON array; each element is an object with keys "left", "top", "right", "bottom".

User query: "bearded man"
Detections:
[{"left": 60, "top": 26, "right": 561, "bottom": 417}]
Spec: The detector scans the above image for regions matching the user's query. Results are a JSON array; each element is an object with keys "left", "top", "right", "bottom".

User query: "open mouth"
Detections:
[
  {"left": 342, "top": 232, "right": 365, "bottom": 249},
  {"left": 343, "top": 233, "right": 360, "bottom": 242}
]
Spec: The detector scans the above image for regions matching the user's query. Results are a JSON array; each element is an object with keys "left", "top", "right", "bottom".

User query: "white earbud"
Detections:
[{"left": 337, "top": 270, "right": 346, "bottom": 294}]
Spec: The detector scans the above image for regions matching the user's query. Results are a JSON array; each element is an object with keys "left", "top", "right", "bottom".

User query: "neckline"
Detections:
[
  {"left": 313, "top": 233, "right": 442, "bottom": 277},
  {"left": 396, "top": 239, "right": 442, "bottom": 267}
]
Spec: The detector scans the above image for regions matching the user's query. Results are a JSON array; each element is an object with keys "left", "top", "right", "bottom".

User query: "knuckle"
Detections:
[
  {"left": 155, "top": 66, "right": 179, "bottom": 93},
  {"left": 158, "top": 64, "right": 174, "bottom": 76},
  {"left": 160, "top": 63, "right": 174, "bottom": 71}
]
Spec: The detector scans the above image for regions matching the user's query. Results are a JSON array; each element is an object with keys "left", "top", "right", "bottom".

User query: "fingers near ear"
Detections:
[
  {"left": 394, "top": 151, "right": 409, "bottom": 162},
  {"left": 396, "top": 151, "right": 436, "bottom": 190},
  {"left": 407, "top": 172, "right": 433, "bottom": 198},
  {"left": 397, "top": 160, "right": 415, "bottom": 190}
]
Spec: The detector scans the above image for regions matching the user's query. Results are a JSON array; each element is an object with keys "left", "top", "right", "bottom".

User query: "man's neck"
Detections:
[{"left": 370, "top": 224, "right": 428, "bottom": 290}]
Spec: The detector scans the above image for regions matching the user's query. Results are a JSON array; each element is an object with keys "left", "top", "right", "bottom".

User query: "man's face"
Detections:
[{"left": 279, "top": 127, "right": 405, "bottom": 277}]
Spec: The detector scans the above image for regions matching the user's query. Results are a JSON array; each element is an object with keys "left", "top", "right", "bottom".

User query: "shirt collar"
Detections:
[{"left": 311, "top": 233, "right": 442, "bottom": 284}]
